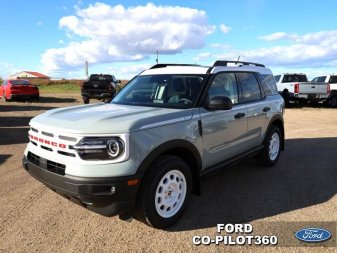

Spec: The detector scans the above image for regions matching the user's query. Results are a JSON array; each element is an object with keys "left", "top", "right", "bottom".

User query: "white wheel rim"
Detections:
[
  {"left": 155, "top": 170, "right": 187, "bottom": 218},
  {"left": 269, "top": 132, "right": 280, "bottom": 161}
]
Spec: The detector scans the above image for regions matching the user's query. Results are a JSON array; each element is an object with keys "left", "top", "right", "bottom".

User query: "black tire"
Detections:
[
  {"left": 282, "top": 90, "right": 289, "bottom": 107},
  {"left": 134, "top": 155, "right": 192, "bottom": 229},
  {"left": 259, "top": 125, "right": 282, "bottom": 167},
  {"left": 4, "top": 92, "right": 9, "bottom": 102},
  {"left": 330, "top": 95, "right": 337, "bottom": 108},
  {"left": 83, "top": 97, "right": 89, "bottom": 104}
]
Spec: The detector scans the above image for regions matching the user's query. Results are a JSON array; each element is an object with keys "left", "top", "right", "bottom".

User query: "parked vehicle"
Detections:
[
  {"left": 312, "top": 75, "right": 337, "bottom": 107},
  {"left": 274, "top": 73, "right": 329, "bottom": 105},
  {"left": 0, "top": 79, "right": 39, "bottom": 102},
  {"left": 23, "top": 61, "right": 284, "bottom": 228},
  {"left": 81, "top": 74, "right": 121, "bottom": 104}
]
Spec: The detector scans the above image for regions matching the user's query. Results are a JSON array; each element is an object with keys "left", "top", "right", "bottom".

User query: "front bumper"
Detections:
[{"left": 22, "top": 155, "right": 141, "bottom": 217}]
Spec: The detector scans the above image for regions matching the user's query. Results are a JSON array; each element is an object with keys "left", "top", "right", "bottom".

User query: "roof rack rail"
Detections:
[
  {"left": 150, "top": 63, "right": 201, "bottom": 69},
  {"left": 213, "top": 60, "right": 265, "bottom": 67}
]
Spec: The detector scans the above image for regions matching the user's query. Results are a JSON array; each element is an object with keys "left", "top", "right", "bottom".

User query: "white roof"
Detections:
[{"left": 140, "top": 62, "right": 272, "bottom": 76}]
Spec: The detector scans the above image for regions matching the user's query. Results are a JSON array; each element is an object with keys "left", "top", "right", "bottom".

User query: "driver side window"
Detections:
[{"left": 208, "top": 73, "right": 238, "bottom": 104}]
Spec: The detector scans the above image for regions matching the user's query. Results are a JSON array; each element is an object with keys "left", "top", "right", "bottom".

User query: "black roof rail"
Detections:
[
  {"left": 213, "top": 60, "right": 265, "bottom": 67},
  {"left": 150, "top": 63, "right": 201, "bottom": 69}
]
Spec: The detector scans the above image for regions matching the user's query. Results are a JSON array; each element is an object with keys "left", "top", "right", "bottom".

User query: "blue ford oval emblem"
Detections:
[{"left": 295, "top": 228, "right": 331, "bottom": 242}]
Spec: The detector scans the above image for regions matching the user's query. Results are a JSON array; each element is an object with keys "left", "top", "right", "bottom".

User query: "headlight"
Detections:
[{"left": 71, "top": 137, "right": 125, "bottom": 160}]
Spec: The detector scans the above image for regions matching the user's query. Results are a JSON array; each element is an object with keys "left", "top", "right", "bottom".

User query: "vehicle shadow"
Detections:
[
  {"left": 0, "top": 104, "right": 56, "bottom": 112},
  {"left": 170, "top": 137, "right": 337, "bottom": 232},
  {"left": 0, "top": 127, "right": 29, "bottom": 145},
  {"left": 0, "top": 154, "right": 12, "bottom": 165},
  {"left": 40, "top": 96, "right": 77, "bottom": 103},
  {"left": 0, "top": 117, "right": 32, "bottom": 127}
]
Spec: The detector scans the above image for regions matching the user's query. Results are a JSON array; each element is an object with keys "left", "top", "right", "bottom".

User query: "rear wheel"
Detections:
[
  {"left": 135, "top": 155, "right": 192, "bottom": 229},
  {"left": 4, "top": 92, "right": 9, "bottom": 102},
  {"left": 330, "top": 95, "right": 337, "bottom": 108},
  {"left": 259, "top": 125, "right": 282, "bottom": 167},
  {"left": 83, "top": 97, "right": 89, "bottom": 104}
]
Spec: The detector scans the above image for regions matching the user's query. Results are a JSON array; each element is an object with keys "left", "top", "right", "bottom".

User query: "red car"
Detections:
[{"left": 0, "top": 79, "right": 39, "bottom": 102}]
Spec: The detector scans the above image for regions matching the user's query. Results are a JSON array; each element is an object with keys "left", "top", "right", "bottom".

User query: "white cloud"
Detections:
[
  {"left": 107, "top": 63, "right": 151, "bottom": 79},
  {"left": 58, "top": 40, "right": 64, "bottom": 44},
  {"left": 42, "top": 2, "right": 215, "bottom": 73},
  {"left": 193, "top": 52, "right": 212, "bottom": 62},
  {"left": 0, "top": 62, "right": 21, "bottom": 79},
  {"left": 219, "top": 24, "right": 231, "bottom": 34},
  {"left": 214, "top": 30, "right": 337, "bottom": 68}
]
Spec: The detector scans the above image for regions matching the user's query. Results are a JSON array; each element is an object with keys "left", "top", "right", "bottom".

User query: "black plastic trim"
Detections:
[{"left": 22, "top": 156, "right": 142, "bottom": 217}]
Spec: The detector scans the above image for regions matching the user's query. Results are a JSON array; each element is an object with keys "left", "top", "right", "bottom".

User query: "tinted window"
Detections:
[
  {"left": 89, "top": 74, "right": 113, "bottom": 82},
  {"left": 318, "top": 76, "right": 326, "bottom": 82},
  {"left": 208, "top": 73, "right": 238, "bottom": 104},
  {"left": 237, "top": 72, "right": 262, "bottom": 103},
  {"left": 274, "top": 75, "right": 281, "bottom": 82},
  {"left": 259, "top": 74, "right": 278, "bottom": 96},
  {"left": 10, "top": 80, "right": 30, "bottom": 85},
  {"left": 282, "top": 74, "right": 308, "bottom": 83},
  {"left": 329, "top": 76, "right": 337, "bottom": 84}
]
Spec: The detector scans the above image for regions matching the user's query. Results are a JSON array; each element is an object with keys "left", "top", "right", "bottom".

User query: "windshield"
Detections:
[
  {"left": 112, "top": 74, "right": 206, "bottom": 108},
  {"left": 10, "top": 80, "right": 31, "bottom": 85}
]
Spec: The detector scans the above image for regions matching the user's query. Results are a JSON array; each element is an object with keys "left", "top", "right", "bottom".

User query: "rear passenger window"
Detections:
[
  {"left": 237, "top": 72, "right": 262, "bottom": 103},
  {"left": 259, "top": 74, "right": 278, "bottom": 96},
  {"left": 208, "top": 73, "right": 239, "bottom": 104}
]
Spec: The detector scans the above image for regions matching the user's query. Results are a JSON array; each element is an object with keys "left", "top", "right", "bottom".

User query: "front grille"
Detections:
[{"left": 27, "top": 152, "right": 66, "bottom": 176}]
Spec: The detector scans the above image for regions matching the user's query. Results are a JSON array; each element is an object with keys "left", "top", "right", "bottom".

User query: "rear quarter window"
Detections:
[{"left": 259, "top": 74, "right": 278, "bottom": 96}]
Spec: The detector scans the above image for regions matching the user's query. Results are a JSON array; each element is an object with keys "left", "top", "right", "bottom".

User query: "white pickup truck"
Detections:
[
  {"left": 312, "top": 74, "right": 337, "bottom": 107},
  {"left": 274, "top": 73, "right": 330, "bottom": 105}
]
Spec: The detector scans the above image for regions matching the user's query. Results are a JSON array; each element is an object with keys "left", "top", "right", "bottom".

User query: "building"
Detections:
[{"left": 9, "top": 71, "right": 50, "bottom": 80}]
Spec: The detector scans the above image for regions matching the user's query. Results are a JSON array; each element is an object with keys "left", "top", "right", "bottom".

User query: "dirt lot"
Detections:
[{"left": 0, "top": 94, "right": 336, "bottom": 253}]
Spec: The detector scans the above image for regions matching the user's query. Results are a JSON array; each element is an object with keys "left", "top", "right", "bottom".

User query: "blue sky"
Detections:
[{"left": 1, "top": 0, "right": 337, "bottom": 79}]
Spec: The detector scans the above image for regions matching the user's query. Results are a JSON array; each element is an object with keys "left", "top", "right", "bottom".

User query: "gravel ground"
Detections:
[{"left": 0, "top": 94, "right": 336, "bottom": 253}]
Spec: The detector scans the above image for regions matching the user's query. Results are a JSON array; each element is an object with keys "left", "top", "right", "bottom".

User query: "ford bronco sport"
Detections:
[{"left": 23, "top": 61, "right": 285, "bottom": 228}]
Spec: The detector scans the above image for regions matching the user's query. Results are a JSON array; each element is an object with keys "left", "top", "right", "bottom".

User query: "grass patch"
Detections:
[
  {"left": 28, "top": 79, "right": 129, "bottom": 93},
  {"left": 38, "top": 83, "right": 80, "bottom": 93}
]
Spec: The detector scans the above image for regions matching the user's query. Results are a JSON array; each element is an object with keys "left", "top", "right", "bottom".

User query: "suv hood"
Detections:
[{"left": 30, "top": 103, "right": 194, "bottom": 134}]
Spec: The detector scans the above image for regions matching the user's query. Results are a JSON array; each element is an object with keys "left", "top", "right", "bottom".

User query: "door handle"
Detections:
[
  {"left": 234, "top": 113, "right": 246, "bottom": 119},
  {"left": 263, "top": 107, "right": 271, "bottom": 112}
]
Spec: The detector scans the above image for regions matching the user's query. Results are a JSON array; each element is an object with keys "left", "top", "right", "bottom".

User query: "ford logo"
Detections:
[{"left": 295, "top": 228, "right": 331, "bottom": 243}]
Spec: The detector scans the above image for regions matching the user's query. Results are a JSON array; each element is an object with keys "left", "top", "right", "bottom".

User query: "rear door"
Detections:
[
  {"left": 200, "top": 72, "right": 248, "bottom": 168},
  {"left": 237, "top": 72, "right": 269, "bottom": 148}
]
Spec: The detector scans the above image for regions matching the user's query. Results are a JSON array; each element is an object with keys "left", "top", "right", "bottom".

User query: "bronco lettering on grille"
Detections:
[{"left": 29, "top": 134, "right": 67, "bottom": 149}]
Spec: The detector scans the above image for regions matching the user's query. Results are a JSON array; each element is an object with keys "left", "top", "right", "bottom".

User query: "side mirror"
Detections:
[{"left": 206, "top": 96, "right": 233, "bottom": 110}]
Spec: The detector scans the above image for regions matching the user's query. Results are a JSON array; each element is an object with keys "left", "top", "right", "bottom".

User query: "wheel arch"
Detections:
[
  {"left": 136, "top": 139, "right": 202, "bottom": 195},
  {"left": 265, "top": 115, "right": 285, "bottom": 151}
]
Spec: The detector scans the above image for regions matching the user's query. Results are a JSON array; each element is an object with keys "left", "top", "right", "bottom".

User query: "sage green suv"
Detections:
[{"left": 23, "top": 61, "right": 285, "bottom": 229}]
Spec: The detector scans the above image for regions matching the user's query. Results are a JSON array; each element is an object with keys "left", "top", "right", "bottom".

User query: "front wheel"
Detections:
[
  {"left": 83, "top": 97, "right": 89, "bottom": 104},
  {"left": 135, "top": 155, "right": 192, "bottom": 229},
  {"left": 259, "top": 125, "right": 282, "bottom": 167}
]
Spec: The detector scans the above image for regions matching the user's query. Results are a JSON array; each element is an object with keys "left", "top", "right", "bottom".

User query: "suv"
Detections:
[
  {"left": 23, "top": 61, "right": 285, "bottom": 228},
  {"left": 312, "top": 75, "right": 337, "bottom": 107}
]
